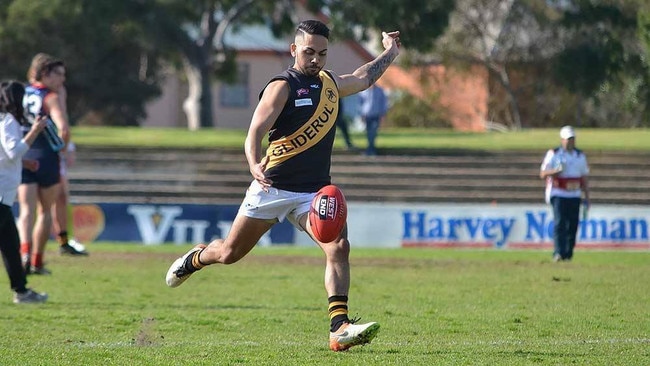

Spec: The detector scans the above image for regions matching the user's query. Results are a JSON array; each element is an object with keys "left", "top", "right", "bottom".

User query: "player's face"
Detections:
[
  {"left": 43, "top": 66, "right": 66, "bottom": 91},
  {"left": 292, "top": 33, "right": 328, "bottom": 77},
  {"left": 562, "top": 137, "right": 575, "bottom": 150}
]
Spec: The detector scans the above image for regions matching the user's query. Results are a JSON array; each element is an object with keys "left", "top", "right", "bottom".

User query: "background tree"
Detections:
[
  {"left": 550, "top": 0, "right": 650, "bottom": 127},
  {"left": 2, "top": 0, "right": 648, "bottom": 129},
  {"left": 307, "top": 0, "right": 456, "bottom": 129},
  {"left": 147, "top": 0, "right": 454, "bottom": 129},
  {"left": 433, "top": 0, "right": 564, "bottom": 130},
  {"left": 430, "top": 0, "right": 650, "bottom": 129},
  {"left": 305, "top": 0, "right": 453, "bottom": 53},
  {"left": 639, "top": 7, "right": 650, "bottom": 123},
  {"left": 0, "top": 0, "right": 454, "bottom": 128},
  {"left": 0, "top": 0, "right": 163, "bottom": 126},
  {"left": 143, "top": 0, "right": 298, "bottom": 130}
]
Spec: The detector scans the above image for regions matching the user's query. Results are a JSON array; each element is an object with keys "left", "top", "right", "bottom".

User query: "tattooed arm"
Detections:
[{"left": 336, "top": 31, "right": 401, "bottom": 97}]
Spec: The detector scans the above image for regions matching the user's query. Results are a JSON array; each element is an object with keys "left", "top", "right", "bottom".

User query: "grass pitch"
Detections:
[
  {"left": 0, "top": 243, "right": 648, "bottom": 365},
  {"left": 71, "top": 126, "right": 650, "bottom": 152}
]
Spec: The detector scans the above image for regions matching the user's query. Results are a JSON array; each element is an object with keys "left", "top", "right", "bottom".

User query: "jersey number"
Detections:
[{"left": 23, "top": 94, "right": 43, "bottom": 122}]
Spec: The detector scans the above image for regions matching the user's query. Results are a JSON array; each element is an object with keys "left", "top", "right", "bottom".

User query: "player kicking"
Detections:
[{"left": 166, "top": 20, "right": 400, "bottom": 351}]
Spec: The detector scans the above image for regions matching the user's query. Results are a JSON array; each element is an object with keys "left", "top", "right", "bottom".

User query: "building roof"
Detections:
[{"left": 223, "top": 24, "right": 289, "bottom": 52}]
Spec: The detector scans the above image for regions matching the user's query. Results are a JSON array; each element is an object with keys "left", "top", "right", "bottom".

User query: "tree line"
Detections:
[{"left": 1, "top": 0, "right": 648, "bottom": 129}]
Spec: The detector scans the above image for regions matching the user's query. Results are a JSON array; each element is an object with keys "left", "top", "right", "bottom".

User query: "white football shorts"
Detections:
[{"left": 238, "top": 180, "right": 316, "bottom": 231}]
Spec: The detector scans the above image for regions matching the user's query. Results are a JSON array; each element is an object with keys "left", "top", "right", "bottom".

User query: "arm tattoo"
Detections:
[{"left": 363, "top": 52, "right": 397, "bottom": 87}]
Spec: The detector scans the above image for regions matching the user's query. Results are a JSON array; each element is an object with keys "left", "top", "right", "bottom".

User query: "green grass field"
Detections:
[
  {"left": 71, "top": 126, "right": 650, "bottom": 151},
  {"left": 1, "top": 243, "right": 648, "bottom": 365},
  {"left": 2, "top": 126, "right": 647, "bottom": 364}
]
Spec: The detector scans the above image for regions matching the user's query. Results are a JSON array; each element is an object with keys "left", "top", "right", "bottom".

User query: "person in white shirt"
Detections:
[
  {"left": 540, "top": 126, "right": 590, "bottom": 262},
  {"left": 0, "top": 80, "right": 48, "bottom": 303}
]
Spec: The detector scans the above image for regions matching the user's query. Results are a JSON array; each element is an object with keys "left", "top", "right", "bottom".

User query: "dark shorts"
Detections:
[{"left": 21, "top": 149, "right": 61, "bottom": 188}]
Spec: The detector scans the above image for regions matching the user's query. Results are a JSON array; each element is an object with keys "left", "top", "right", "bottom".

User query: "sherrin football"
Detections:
[{"left": 309, "top": 185, "right": 347, "bottom": 243}]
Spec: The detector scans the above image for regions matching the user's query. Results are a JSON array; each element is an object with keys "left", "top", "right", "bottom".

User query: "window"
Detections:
[{"left": 220, "top": 63, "right": 249, "bottom": 108}]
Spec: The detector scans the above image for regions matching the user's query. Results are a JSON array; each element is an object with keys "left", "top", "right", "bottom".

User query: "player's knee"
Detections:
[
  {"left": 219, "top": 248, "right": 241, "bottom": 265},
  {"left": 38, "top": 210, "right": 53, "bottom": 221},
  {"left": 207, "top": 241, "right": 241, "bottom": 265},
  {"left": 327, "top": 238, "right": 350, "bottom": 260},
  {"left": 18, "top": 211, "right": 34, "bottom": 222}
]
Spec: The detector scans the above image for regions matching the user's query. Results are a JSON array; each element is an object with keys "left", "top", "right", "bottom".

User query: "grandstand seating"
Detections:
[{"left": 68, "top": 147, "right": 650, "bottom": 206}]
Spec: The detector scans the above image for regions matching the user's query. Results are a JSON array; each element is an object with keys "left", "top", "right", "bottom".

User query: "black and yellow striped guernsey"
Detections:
[{"left": 260, "top": 68, "right": 339, "bottom": 192}]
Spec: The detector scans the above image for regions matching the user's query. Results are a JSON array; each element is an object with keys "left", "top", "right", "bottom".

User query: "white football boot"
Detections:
[
  {"left": 69, "top": 239, "right": 87, "bottom": 253},
  {"left": 329, "top": 321, "right": 380, "bottom": 351},
  {"left": 165, "top": 244, "right": 206, "bottom": 288}
]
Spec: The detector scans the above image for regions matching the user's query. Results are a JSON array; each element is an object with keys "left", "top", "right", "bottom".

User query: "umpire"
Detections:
[{"left": 540, "top": 126, "right": 590, "bottom": 261}]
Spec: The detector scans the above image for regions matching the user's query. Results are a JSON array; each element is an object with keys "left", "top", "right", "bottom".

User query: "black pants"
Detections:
[
  {"left": 0, "top": 204, "right": 27, "bottom": 292},
  {"left": 550, "top": 196, "right": 581, "bottom": 260},
  {"left": 336, "top": 117, "right": 354, "bottom": 148}
]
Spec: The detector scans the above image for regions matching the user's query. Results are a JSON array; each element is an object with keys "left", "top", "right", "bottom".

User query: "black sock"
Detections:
[{"left": 58, "top": 231, "right": 69, "bottom": 246}]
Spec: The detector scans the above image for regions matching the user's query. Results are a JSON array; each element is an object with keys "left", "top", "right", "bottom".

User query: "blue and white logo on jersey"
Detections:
[{"left": 295, "top": 98, "right": 313, "bottom": 107}]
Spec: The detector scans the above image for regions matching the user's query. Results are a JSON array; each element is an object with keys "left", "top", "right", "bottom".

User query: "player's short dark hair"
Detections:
[
  {"left": 296, "top": 20, "right": 330, "bottom": 39},
  {"left": 0, "top": 80, "right": 26, "bottom": 123}
]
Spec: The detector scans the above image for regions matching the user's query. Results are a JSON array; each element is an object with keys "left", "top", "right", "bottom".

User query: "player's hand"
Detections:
[
  {"left": 250, "top": 156, "right": 272, "bottom": 191},
  {"left": 23, "top": 159, "right": 39, "bottom": 172},
  {"left": 382, "top": 31, "right": 401, "bottom": 50},
  {"left": 30, "top": 115, "right": 47, "bottom": 134}
]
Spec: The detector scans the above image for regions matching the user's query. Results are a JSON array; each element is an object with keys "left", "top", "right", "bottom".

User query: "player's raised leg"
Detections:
[{"left": 165, "top": 214, "right": 274, "bottom": 287}]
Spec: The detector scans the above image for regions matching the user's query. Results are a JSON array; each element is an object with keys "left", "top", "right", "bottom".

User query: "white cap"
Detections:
[{"left": 560, "top": 125, "right": 575, "bottom": 139}]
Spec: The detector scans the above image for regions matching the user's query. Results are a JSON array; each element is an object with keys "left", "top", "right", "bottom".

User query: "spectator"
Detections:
[
  {"left": 335, "top": 98, "right": 356, "bottom": 150},
  {"left": 358, "top": 84, "right": 388, "bottom": 156},
  {"left": 0, "top": 80, "right": 48, "bottom": 303},
  {"left": 539, "top": 125, "right": 590, "bottom": 262}
]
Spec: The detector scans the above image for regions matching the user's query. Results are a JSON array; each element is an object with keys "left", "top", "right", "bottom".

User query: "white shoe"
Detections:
[
  {"left": 165, "top": 244, "right": 206, "bottom": 288},
  {"left": 329, "top": 321, "right": 380, "bottom": 351},
  {"left": 69, "top": 239, "right": 87, "bottom": 253}
]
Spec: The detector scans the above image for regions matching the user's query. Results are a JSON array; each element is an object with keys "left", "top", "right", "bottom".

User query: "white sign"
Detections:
[{"left": 296, "top": 203, "right": 650, "bottom": 249}]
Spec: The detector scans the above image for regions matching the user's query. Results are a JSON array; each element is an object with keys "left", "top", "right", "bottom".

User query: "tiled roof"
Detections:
[{"left": 223, "top": 24, "right": 289, "bottom": 52}]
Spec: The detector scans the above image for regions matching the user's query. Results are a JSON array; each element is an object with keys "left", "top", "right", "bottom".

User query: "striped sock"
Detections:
[
  {"left": 183, "top": 249, "right": 206, "bottom": 273},
  {"left": 328, "top": 295, "right": 350, "bottom": 332},
  {"left": 191, "top": 249, "right": 206, "bottom": 269}
]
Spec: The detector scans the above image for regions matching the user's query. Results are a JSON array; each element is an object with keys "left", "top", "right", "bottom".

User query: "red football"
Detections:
[{"left": 309, "top": 185, "right": 347, "bottom": 243}]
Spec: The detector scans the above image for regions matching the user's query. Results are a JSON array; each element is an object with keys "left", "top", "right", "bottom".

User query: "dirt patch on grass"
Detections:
[{"left": 91, "top": 250, "right": 473, "bottom": 269}]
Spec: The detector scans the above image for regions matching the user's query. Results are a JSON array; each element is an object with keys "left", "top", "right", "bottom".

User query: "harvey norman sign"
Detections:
[
  {"left": 27, "top": 202, "right": 648, "bottom": 249},
  {"left": 330, "top": 203, "right": 650, "bottom": 249}
]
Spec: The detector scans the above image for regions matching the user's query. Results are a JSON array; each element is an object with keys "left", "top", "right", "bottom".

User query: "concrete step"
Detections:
[{"left": 68, "top": 147, "right": 650, "bottom": 205}]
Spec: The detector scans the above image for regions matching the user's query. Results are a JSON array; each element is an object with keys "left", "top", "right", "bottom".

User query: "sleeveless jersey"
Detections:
[
  {"left": 22, "top": 83, "right": 54, "bottom": 151},
  {"left": 261, "top": 68, "right": 340, "bottom": 192}
]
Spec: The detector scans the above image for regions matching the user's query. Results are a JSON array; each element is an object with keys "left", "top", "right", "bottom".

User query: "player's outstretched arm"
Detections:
[{"left": 337, "top": 31, "right": 401, "bottom": 97}]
